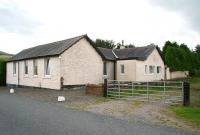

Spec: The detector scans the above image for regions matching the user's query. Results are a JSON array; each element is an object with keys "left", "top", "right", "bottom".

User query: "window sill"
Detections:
[
  {"left": 145, "top": 73, "right": 155, "bottom": 75},
  {"left": 44, "top": 75, "right": 51, "bottom": 79},
  {"left": 13, "top": 74, "right": 17, "bottom": 77},
  {"left": 24, "top": 74, "right": 29, "bottom": 78},
  {"left": 33, "top": 75, "right": 38, "bottom": 78}
]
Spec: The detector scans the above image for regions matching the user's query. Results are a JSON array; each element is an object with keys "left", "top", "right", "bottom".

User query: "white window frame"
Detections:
[
  {"left": 149, "top": 65, "right": 155, "bottom": 74},
  {"left": 157, "top": 66, "right": 162, "bottom": 74},
  {"left": 13, "top": 62, "right": 16, "bottom": 75},
  {"left": 24, "top": 60, "right": 28, "bottom": 75},
  {"left": 145, "top": 65, "right": 148, "bottom": 74},
  {"left": 44, "top": 58, "right": 51, "bottom": 77},
  {"left": 33, "top": 59, "right": 38, "bottom": 76},
  {"left": 120, "top": 64, "right": 125, "bottom": 74}
]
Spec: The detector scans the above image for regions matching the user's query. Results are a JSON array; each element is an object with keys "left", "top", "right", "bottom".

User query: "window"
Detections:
[
  {"left": 24, "top": 61, "right": 28, "bottom": 74},
  {"left": 44, "top": 58, "right": 50, "bottom": 75},
  {"left": 103, "top": 62, "right": 107, "bottom": 75},
  {"left": 149, "top": 65, "right": 155, "bottom": 74},
  {"left": 33, "top": 60, "right": 38, "bottom": 75},
  {"left": 120, "top": 64, "right": 125, "bottom": 74},
  {"left": 13, "top": 62, "right": 16, "bottom": 74},
  {"left": 145, "top": 65, "right": 148, "bottom": 74},
  {"left": 157, "top": 66, "right": 162, "bottom": 74}
]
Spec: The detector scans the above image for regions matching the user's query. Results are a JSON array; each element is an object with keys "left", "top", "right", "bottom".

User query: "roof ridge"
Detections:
[{"left": 21, "top": 34, "right": 87, "bottom": 51}]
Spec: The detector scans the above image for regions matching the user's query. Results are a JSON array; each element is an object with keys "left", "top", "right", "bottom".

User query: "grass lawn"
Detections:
[{"left": 171, "top": 106, "right": 200, "bottom": 124}]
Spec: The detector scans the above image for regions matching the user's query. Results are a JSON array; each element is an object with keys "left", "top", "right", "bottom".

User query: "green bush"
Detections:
[{"left": 0, "top": 58, "right": 6, "bottom": 86}]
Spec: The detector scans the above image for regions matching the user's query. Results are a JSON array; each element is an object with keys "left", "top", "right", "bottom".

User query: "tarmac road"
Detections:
[{"left": 0, "top": 93, "right": 197, "bottom": 135}]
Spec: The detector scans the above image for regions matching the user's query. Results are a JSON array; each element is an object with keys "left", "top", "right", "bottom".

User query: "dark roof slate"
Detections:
[
  {"left": 8, "top": 35, "right": 87, "bottom": 61},
  {"left": 8, "top": 34, "right": 157, "bottom": 62},
  {"left": 98, "top": 45, "right": 156, "bottom": 61},
  {"left": 97, "top": 48, "right": 116, "bottom": 61}
]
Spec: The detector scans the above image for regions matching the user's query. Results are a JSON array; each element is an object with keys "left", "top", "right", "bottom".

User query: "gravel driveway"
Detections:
[{"left": 0, "top": 92, "right": 197, "bottom": 135}]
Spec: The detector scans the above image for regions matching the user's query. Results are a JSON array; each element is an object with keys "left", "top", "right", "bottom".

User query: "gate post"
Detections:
[
  {"left": 183, "top": 82, "right": 190, "bottom": 106},
  {"left": 104, "top": 79, "right": 108, "bottom": 97}
]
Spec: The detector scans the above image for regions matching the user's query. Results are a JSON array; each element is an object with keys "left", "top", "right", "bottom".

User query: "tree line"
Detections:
[
  {"left": 94, "top": 39, "right": 200, "bottom": 76},
  {"left": 162, "top": 41, "right": 200, "bottom": 76}
]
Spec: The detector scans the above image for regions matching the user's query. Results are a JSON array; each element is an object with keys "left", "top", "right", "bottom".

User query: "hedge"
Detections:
[{"left": 0, "top": 58, "right": 6, "bottom": 86}]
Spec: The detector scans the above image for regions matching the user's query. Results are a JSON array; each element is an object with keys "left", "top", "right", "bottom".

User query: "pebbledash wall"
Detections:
[
  {"left": 6, "top": 38, "right": 110, "bottom": 90},
  {"left": 7, "top": 57, "right": 61, "bottom": 90},
  {"left": 165, "top": 68, "right": 189, "bottom": 80},
  {"left": 60, "top": 38, "right": 105, "bottom": 86},
  {"left": 116, "top": 49, "right": 165, "bottom": 81}
]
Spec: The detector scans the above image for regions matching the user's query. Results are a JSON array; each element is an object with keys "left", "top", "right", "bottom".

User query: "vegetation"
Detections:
[
  {"left": 162, "top": 41, "right": 200, "bottom": 76},
  {"left": 168, "top": 77, "right": 200, "bottom": 130},
  {"left": 171, "top": 107, "right": 200, "bottom": 124},
  {"left": 0, "top": 56, "right": 10, "bottom": 86},
  {"left": 94, "top": 39, "right": 135, "bottom": 49}
]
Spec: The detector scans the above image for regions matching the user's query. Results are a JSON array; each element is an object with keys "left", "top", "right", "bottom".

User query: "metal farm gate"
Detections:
[{"left": 106, "top": 80, "right": 186, "bottom": 104}]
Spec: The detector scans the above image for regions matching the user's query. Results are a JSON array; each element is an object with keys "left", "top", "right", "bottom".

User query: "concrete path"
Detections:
[{"left": 0, "top": 93, "right": 197, "bottom": 135}]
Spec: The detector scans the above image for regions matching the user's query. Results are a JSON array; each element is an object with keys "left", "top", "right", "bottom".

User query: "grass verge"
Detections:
[{"left": 171, "top": 106, "right": 200, "bottom": 124}]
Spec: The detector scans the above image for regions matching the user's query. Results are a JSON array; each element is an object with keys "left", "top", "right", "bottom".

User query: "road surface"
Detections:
[{"left": 0, "top": 93, "right": 197, "bottom": 135}]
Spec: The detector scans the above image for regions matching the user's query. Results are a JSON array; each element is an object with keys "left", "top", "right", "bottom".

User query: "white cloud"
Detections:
[{"left": 0, "top": 0, "right": 199, "bottom": 54}]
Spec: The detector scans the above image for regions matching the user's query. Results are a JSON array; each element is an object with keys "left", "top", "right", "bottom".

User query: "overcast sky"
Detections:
[{"left": 0, "top": 0, "right": 199, "bottom": 54}]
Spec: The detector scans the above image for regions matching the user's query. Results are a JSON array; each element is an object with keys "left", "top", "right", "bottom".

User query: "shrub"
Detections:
[{"left": 0, "top": 57, "right": 6, "bottom": 86}]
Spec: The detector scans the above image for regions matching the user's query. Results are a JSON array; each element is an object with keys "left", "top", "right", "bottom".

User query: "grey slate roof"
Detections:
[
  {"left": 8, "top": 35, "right": 91, "bottom": 61},
  {"left": 8, "top": 34, "right": 157, "bottom": 62},
  {"left": 98, "top": 45, "right": 157, "bottom": 61},
  {"left": 97, "top": 48, "right": 116, "bottom": 61}
]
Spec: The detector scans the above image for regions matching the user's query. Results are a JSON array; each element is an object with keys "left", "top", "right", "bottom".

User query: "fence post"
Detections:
[
  {"left": 183, "top": 81, "right": 190, "bottom": 106},
  {"left": 164, "top": 81, "right": 166, "bottom": 103},
  {"left": 147, "top": 82, "right": 149, "bottom": 102},
  {"left": 118, "top": 81, "right": 120, "bottom": 99},
  {"left": 104, "top": 79, "right": 107, "bottom": 97},
  {"left": 132, "top": 82, "right": 133, "bottom": 97}
]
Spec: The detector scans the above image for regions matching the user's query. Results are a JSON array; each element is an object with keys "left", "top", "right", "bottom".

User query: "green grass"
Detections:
[
  {"left": 169, "top": 77, "right": 200, "bottom": 128},
  {"left": 0, "top": 55, "right": 11, "bottom": 60},
  {"left": 171, "top": 106, "right": 200, "bottom": 124}
]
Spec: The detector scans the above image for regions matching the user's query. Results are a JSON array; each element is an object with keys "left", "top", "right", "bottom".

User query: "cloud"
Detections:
[
  {"left": 149, "top": 0, "right": 200, "bottom": 34},
  {"left": 0, "top": 1, "right": 41, "bottom": 34}
]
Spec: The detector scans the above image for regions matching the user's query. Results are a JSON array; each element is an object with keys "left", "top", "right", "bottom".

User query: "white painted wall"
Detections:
[
  {"left": 60, "top": 38, "right": 104, "bottom": 85},
  {"left": 116, "top": 49, "right": 164, "bottom": 81},
  {"left": 168, "top": 71, "right": 189, "bottom": 80},
  {"left": 136, "top": 49, "right": 165, "bottom": 81},
  {"left": 6, "top": 62, "right": 18, "bottom": 85},
  {"left": 106, "top": 61, "right": 114, "bottom": 80},
  {"left": 6, "top": 57, "right": 61, "bottom": 90},
  {"left": 116, "top": 60, "right": 136, "bottom": 81}
]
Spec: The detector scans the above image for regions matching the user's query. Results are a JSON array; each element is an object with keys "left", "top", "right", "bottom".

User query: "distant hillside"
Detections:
[
  {"left": 0, "top": 51, "right": 13, "bottom": 56},
  {"left": 0, "top": 51, "right": 13, "bottom": 60}
]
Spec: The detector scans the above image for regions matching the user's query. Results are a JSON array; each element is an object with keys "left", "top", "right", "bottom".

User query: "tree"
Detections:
[
  {"left": 162, "top": 41, "right": 179, "bottom": 60},
  {"left": 195, "top": 44, "right": 200, "bottom": 54},
  {"left": 125, "top": 44, "right": 135, "bottom": 48},
  {"left": 95, "top": 39, "right": 115, "bottom": 49},
  {"left": 179, "top": 44, "right": 192, "bottom": 71}
]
